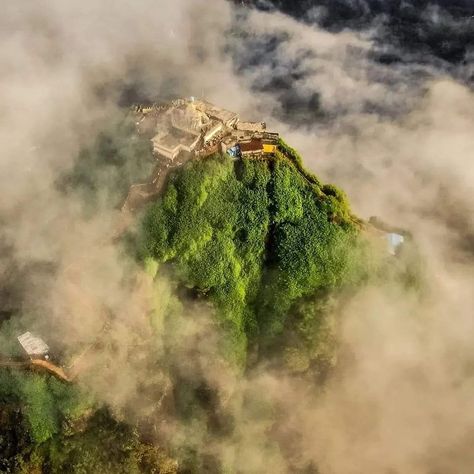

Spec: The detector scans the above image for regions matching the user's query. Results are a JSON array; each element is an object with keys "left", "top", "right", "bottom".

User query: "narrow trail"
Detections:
[
  {"left": 0, "top": 357, "right": 70, "bottom": 382},
  {"left": 30, "top": 359, "right": 71, "bottom": 382}
]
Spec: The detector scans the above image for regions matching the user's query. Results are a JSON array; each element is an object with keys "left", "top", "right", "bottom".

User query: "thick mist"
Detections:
[{"left": 1, "top": 1, "right": 473, "bottom": 473}]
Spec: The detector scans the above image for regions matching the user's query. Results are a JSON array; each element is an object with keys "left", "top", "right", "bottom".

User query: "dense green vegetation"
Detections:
[
  {"left": 1, "top": 123, "right": 420, "bottom": 472},
  {"left": 0, "top": 368, "right": 177, "bottom": 473},
  {"left": 140, "top": 149, "right": 378, "bottom": 365}
]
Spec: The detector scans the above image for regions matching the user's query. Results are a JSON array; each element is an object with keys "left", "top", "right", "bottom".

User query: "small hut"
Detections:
[{"left": 17, "top": 332, "right": 50, "bottom": 360}]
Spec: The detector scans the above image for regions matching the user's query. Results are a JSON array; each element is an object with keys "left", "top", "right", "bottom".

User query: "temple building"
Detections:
[{"left": 137, "top": 97, "right": 280, "bottom": 162}]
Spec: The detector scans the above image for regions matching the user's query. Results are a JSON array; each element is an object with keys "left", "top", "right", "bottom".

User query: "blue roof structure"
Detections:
[{"left": 226, "top": 145, "right": 240, "bottom": 158}]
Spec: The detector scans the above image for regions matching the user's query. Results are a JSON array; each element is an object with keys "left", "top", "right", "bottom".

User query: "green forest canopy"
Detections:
[
  {"left": 1, "top": 117, "right": 419, "bottom": 472},
  {"left": 140, "top": 147, "right": 379, "bottom": 365}
]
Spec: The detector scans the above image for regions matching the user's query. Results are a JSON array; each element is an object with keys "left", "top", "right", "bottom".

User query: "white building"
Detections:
[
  {"left": 18, "top": 332, "right": 49, "bottom": 359},
  {"left": 147, "top": 98, "right": 277, "bottom": 162}
]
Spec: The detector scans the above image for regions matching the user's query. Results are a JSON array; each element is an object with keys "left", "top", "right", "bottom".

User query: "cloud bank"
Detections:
[{"left": 0, "top": 1, "right": 473, "bottom": 472}]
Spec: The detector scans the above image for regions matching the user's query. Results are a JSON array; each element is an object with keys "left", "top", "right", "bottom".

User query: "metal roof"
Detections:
[
  {"left": 239, "top": 138, "right": 263, "bottom": 153},
  {"left": 17, "top": 332, "right": 49, "bottom": 356}
]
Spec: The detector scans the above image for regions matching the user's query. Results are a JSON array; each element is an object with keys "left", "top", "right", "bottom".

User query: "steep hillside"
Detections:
[
  {"left": 0, "top": 123, "right": 418, "bottom": 473},
  {"left": 140, "top": 147, "right": 380, "bottom": 366}
]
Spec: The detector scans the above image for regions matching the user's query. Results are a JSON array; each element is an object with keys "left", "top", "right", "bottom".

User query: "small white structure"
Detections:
[
  {"left": 17, "top": 332, "right": 49, "bottom": 358},
  {"left": 387, "top": 233, "right": 404, "bottom": 256}
]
